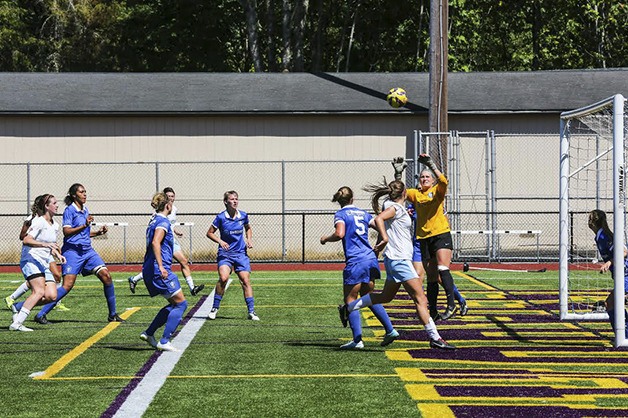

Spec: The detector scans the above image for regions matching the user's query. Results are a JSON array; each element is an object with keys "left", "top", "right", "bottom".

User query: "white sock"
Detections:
[
  {"left": 348, "top": 294, "right": 372, "bottom": 312},
  {"left": 14, "top": 307, "right": 31, "bottom": 326},
  {"left": 10, "top": 282, "right": 29, "bottom": 300},
  {"left": 132, "top": 272, "right": 143, "bottom": 284},
  {"left": 424, "top": 317, "right": 441, "bottom": 341},
  {"left": 185, "top": 276, "right": 195, "bottom": 290}
]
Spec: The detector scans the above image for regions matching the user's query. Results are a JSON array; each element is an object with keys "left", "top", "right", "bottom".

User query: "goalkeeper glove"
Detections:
[{"left": 392, "top": 157, "right": 407, "bottom": 181}]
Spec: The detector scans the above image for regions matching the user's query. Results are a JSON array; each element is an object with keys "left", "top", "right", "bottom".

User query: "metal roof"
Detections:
[{"left": 0, "top": 69, "right": 626, "bottom": 115}]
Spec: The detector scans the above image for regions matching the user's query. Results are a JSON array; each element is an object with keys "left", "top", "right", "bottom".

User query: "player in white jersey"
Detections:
[
  {"left": 338, "top": 179, "right": 455, "bottom": 350},
  {"left": 5, "top": 195, "right": 68, "bottom": 311},
  {"left": 10, "top": 194, "right": 66, "bottom": 331},
  {"left": 128, "top": 187, "right": 204, "bottom": 296}
]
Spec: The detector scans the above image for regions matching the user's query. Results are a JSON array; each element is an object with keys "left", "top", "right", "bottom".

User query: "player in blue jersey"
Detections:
[
  {"left": 589, "top": 209, "right": 628, "bottom": 338},
  {"left": 31, "top": 183, "right": 123, "bottom": 324},
  {"left": 320, "top": 186, "right": 399, "bottom": 349},
  {"left": 127, "top": 187, "right": 204, "bottom": 296},
  {"left": 10, "top": 194, "right": 65, "bottom": 331},
  {"left": 139, "top": 192, "right": 188, "bottom": 352},
  {"left": 206, "top": 190, "right": 258, "bottom": 321}
]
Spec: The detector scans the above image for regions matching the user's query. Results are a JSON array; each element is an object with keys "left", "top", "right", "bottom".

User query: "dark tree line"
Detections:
[{"left": 0, "top": 0, "right": 625, "bottom": 72}]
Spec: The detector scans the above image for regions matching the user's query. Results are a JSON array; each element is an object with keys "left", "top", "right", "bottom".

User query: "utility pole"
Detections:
[{"left": 428, "top": 0, "right": 449, "bottom": 173}]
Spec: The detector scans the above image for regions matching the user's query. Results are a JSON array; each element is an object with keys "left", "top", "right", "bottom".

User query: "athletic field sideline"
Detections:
[{"left": 1, "top": 269, "right": 627, "bottom": 417}]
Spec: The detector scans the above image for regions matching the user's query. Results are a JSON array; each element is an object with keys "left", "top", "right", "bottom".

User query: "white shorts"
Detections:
[
  {"left": 173, "top": 237, "right": 182, "bottom": 254},
  {"left": 20, "top": 260, "right": 55, "bottom": 282},
  {"left": 383, "top": 257, "right": 418, "bottom": 283}
]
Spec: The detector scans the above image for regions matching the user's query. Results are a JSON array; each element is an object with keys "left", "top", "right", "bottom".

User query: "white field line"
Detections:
[{"left": 112, "top": 279, "right": 232, "bottom": 418}]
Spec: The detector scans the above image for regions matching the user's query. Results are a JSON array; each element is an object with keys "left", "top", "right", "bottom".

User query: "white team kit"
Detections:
[
  {"left": 20, "top": 216, "right": 59, "bottom": 281},
  {"left": 381, "top": 200, "right": 413, "bottom": 260}
]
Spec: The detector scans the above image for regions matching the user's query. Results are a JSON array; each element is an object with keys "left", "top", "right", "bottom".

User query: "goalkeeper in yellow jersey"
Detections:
[{"left": 402, "top": 154, "right": 459, "bottom": 320}]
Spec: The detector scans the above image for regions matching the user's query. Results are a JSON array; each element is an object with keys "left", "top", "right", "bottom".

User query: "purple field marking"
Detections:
[
  {"left": 449, "top": 406, "right": 628, "bottom": 418},
  {"left": 436, "top": 384, "right": 562, "bottom": 397},
  {"left": 100, "top": 296, "right": 207, "bottom": 418}
]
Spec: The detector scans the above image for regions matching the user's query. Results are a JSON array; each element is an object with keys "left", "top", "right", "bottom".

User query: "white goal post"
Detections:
[{"left": 559, "top": 94, "right": 626, "bottom": 347}]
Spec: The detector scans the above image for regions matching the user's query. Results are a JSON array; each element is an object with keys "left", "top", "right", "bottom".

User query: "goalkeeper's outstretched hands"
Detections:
[
  {"left": 418, "top": 153, "right": 437, "bottom": 172},
  {"left": 392, "top": 157, "right": 407, "bottom": 181}
]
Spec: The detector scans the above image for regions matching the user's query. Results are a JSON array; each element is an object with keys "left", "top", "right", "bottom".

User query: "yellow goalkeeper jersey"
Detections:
[{"left": 406, "top": 173, "right": 450, "bottom": 239}]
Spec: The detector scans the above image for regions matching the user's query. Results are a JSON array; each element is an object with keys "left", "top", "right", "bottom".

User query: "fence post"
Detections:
[
  {"left": 301, "top": 213, "right": 306, "bottom": 263},
  {"left": 26, "top": 162, "right": 31, "bottom": 213},
  {"left": 282, "top": 160, "right": 287, "bottom": 261},
  {"left": 155, "top": 162, "right": 160, "bottom": 192}
]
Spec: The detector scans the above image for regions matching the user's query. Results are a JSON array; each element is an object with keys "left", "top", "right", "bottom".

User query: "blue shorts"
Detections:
[
  {"left": 61, "top": 245, "right": 106, "bottom": 277},
  {"left": 412, "top": 239, "right": 422, "bottom": 263},
  {"left": 343, "top": 257, "right": 380, "bottom": 286},
  {"left": 217, "top": 252, "right": 251, "bottom": 273},
  {"left": 384, "top": 257, "right": 418, "bottom": 283},
  {"left": 142, "top": 269, "right": 182, "bottom": 298}
]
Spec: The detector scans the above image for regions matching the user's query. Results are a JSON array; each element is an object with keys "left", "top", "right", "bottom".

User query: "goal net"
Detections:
[{"left": 559, "top": 94, "right": 627, "bottom": 345}]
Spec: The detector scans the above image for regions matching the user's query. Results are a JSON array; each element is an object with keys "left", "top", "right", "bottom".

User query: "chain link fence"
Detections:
[{"left": 0, "top": 135, "right": 563, "bottom": 265}]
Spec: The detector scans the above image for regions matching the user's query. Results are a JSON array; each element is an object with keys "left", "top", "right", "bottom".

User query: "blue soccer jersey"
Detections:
[
  {"left": 143, "top": 214, "right": 174, "bottom": 276},
  {"left": 62, "top": 203, "right": 92, "bottom": 248},
  {"left": 334, "top": 205, "right": 375, "bottom": 263},
  {"left": 212, "top": 209, "right": 249, "bottom": 255},
  {"left": 595, "top": 228, "right": 628, "bottom": 280}
]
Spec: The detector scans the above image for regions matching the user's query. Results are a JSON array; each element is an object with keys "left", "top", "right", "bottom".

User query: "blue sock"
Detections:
[
  {"left": 212, "top": 294, "right": 222, "bottom": 309},
  {"left": 160, "top": 300, "right": 188, "bottom": 345},
  {"left": 103, "top": 283, "right": 117, "bottom": 316},
  {"left": 453, "top": 285, "right": 465, "bottom": 304},
  {"left": 348, "top": 310, "right": 362, "bottom": 343},
  {"left": 147, "top": 305, "right": 172, "bottom": 336},
  {"left": 370, "top": 304, "right": 394, "bottom": 334},
  {"left": 37, "top": 287, "right": 68, "bottom": 318},
  {"left": 14, "top": 300, "right": 24, "bottom": 311},
  {"left": 245, "top": 296, "right": 255, "bottom": 313}
]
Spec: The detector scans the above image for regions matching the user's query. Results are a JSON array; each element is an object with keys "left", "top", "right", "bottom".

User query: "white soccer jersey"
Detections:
[
  {"left": 168, "top": 204, "right": 178, "bottom": 225},
  {"left": 20, "top": 216, "right": 59, "bottom": 265},
  {"left": 381, "top": 200, "right": 413, "bottom": 260}
]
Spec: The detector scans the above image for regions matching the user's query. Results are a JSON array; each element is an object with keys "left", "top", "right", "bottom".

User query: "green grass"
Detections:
[{"left": 1, "top": 269, "right": 627, "bottom": 417}]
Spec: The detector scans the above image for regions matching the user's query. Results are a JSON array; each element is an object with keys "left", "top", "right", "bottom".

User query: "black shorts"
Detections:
[{"left": 419, "top": 232, "right": 453, "bottom": 261}]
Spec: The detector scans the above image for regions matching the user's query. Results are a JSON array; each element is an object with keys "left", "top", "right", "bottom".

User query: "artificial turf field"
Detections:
[{"left": 1, "top": 269, "right": 628, "bottom": 417}]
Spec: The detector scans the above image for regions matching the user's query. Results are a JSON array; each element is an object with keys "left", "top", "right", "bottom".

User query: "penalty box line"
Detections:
[{"left": 31, "top": 307, "right": 141, "bottom": 380}]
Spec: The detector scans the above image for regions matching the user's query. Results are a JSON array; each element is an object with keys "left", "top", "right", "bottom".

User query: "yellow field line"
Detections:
[
  {"left": 453, "top": 271, "right": 498, "bottom": 290},
  {"left": 33, "top": 307, "right": 140, "bottom": 381}
]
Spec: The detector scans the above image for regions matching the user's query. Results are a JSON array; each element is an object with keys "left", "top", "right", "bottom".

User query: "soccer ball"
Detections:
[{"left": 386, "top": 87, "right": 408, "bottom": 108}]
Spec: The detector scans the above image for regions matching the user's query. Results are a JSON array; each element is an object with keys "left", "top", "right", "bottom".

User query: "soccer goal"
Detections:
[{"left": 559, "top": 94, "right": 627, "bottom": 345}]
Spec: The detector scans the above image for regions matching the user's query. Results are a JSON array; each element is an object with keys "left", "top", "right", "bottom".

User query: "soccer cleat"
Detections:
[
  {"left": 190, "top": 284, "right": 205, "bottom": 296},
  {"left": 128, "top": 276, "right": 137, "bottom": 294},
  {"left": 53, "top": 301, "right": 70, "bottom": 311},
  {"left": 440, "top": 305, "right": 458, "bottom": 320},
  {"left": 5, "top": 295, "right": 15, "bottom": 310},
  {"left": 381, "top": 329, "right": 400, "bottom": 347},
  {"left": 140, "top": 332, "right": 158, "bottom": 348},
  {"left": 430, "top": 338, "right": 456, "bottom": 350},
  {"left": 430, "top": 310, "right": 442, "bottom": 321},
  {"left": 459, "top": 300, "right": 469, "bottom": 316},
  {"left": 340, "top": 340, "right": 364, "bottom": 350},
  {"left": 338, "top": 304, "right": 349, "bottom": 328},
  {"left": 156, "top": 341, "right": 180, "bottom": 352},
  {"left": 108, "top": 313, "right": 125, "bottom": 322},
  {"left": 207, "top": 308, "right": 218, "bottom": 320},
  {"left": 9, "top": 323, "right": 33, "bottom": 332},
  {"left": 248, "top": 311, "right": 260, "bottom": 321},
  {"left": 34, "top": 315, "right": 49, "bottom": 325}
]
